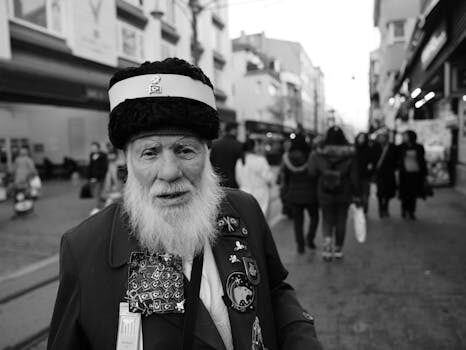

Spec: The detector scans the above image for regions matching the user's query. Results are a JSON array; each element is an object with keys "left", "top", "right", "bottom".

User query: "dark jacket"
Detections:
[
  {"left": 88, "top": 151, "right": 108, "bottom": 181},
  {"left": 210, "top": 136, "right": 244, "bottom": 188},
  {"left": 374, "top": 143, "right": 398, "bottom": 198},
  {"left": 47, "top": 189, "right": 322, "bottom": 350},
  {"left": 282, "top": 150, "right": 318, "bottom": 205},
  {"left": 307, "top": 145, "right": 359, "bottom": 205},
  {"left": 397, "top": 143, "right": 427, "bottom": 199},
  {"left": 355, "top": 144, "right": 376, "bottom": 180}
]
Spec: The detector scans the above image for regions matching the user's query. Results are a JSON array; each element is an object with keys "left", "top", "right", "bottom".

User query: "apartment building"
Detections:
[
  {"left": 0, "top": 0, "right": 234, "bottom": 171},
  {"left": 372, "top": 0, "right": 423, "bottom": 128},
  {"left": 232, "top": 32, "right": 326, "bottom": 135}
]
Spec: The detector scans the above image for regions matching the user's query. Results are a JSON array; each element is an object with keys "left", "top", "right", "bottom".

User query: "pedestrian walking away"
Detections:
[
  {"left": 11, "top": 147, "right": 38, "bottom": 217},
  {"left": 374, "top": 131, "right": 398, "bottom": 218},
  {"left": 87, "top": 141, "right": 108, "bottom": 214},
  {"left": 210, "top": 122, "right": 244, "bottom": 189},
  {"left": 281, "top": 135, "right": 319, "bottom": 254},
  {"left": 235, "top": 138, "right": 274, "bottom": 216},
  {"left": 277, "top": 139, "right": 293, "bottom": 218},
  {"left": 308, "top": 126, "right": 360, "bottom": 261},
  {"left": 397, "top": 130, "right": 428, "bottom": 220},
  {"left": 354, "top": 132, "right": 376, "bottom": 214},
  {"left": 47, "top": 58, "right": 323, "bottom": 350}
]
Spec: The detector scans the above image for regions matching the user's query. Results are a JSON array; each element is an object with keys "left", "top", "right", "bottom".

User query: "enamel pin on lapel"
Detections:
[
  {"left": 217, "top": 216, "right": 240, "bottom": 234},
  {"left": 225, "top": 272, "right": 255, "bottom": 312},
  {"left": 251, "top": 316, "right": 266, "bottom": 350},
  {"left": 234, "top": 241, "right": 246, "bottom": 251},
  {"left": 229, "top": 254, "right": 240, "bottom": 264},
  {"left": 243, "top": 256, "right": 260, "bottom": 285}
]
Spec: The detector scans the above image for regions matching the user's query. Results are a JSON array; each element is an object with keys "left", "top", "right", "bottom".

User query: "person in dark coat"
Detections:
[
  {"left": 88, "top": 141, "right": 108, "bottom": 211},
  {"left": 282, "top": 137, "right": 318, "bottom": 254},
  {"left": 210, "top": 123, "right": 244, "bottom": 188},
  {"left": 373, "top": 131, "right": 397, "bottom": 218},
  {"left": 397, "top": 130, "right": 428, "bottom": 220},
  {"left": 47, "top": 58, "right": 323, "bottom": 350},
  {"left": 354, "top": 132, "right": 376, "bottom": 214},
  {"left": 308, "top": 126, "right": 360, "bottom": 261}
]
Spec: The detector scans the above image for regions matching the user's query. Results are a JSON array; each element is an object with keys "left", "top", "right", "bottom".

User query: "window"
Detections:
[
  {"left": 118, "top": 21, "right": 145, "bottom": 62},
  {"left": 10, "top": 0, "right": 64, "bottom": 35},
  {"left": 214, "top": 68, "right": 223, "bottom": 90},
  {"left": 165, "top": 0, "right": 175, "bottom": 26},
  {"left": 388, "top": 20, "right": 405, "bottom": 44},
  {"left": 122, "top": 0, "right": 143, "bottom": 6},
  {"left": 215, "top": 27, "right": 222, "bottom": 52}
]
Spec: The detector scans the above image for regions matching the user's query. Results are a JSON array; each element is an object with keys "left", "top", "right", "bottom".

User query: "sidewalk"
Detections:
[
  {"left": 271, "top": 188, "right": 466, "bottom": 350},
  {"left": 0, "top": 180, "right": 95, "bottom": 276}
]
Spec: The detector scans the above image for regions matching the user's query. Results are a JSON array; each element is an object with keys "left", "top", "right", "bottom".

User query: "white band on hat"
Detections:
[{"left": 108, "top": 74, "right": 217, "bottom": 111}]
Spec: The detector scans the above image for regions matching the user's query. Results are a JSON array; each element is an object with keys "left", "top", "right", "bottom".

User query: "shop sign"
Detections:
[
  {"left": 421, "top": 23, "right": 447, "bottom": 69},
  {"left": 69, "top": 0, "right": 118, "bottom": 67}
]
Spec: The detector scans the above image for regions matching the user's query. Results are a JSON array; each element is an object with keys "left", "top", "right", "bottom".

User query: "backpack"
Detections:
[{"left": 321, "top": 159, "right": 349, "bottom": 194}]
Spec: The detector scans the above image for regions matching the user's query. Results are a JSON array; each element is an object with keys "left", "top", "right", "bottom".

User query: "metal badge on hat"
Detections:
[
  {"left": 148, "top": 75, "right": 162, "bottom": 95},
  {"left": 127, "top": 251, "right": 185, "bottom": 316}
]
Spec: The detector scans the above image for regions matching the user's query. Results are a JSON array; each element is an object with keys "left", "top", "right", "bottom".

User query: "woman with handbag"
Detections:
[{"left": 397, "top": 130, "right": 428, "bottom": 220}]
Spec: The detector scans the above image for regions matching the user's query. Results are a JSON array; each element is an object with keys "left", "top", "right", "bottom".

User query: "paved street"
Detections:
[{"left": 0, "top": 180, "right": 465, "bottom": 349}]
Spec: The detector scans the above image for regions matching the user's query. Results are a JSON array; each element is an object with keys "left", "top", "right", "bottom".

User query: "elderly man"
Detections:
[{"left": 48, "top": 58, "right": 322, "bottom": 350}]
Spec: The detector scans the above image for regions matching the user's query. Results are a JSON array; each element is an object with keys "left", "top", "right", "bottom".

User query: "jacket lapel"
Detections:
[
  {"left": 212, "top": 197, "right": 256, "bottom": 350},
  {"left": 108, "top": 204, "right": 226, "bottom": 350}
]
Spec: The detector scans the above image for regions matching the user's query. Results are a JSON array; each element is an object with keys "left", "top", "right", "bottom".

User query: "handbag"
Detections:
[
  {"left": 350, "top": 204, "right": 367, "bottom": 243},
  {"left": 79, "top": 182, "right": 93, "bottom": 199}
]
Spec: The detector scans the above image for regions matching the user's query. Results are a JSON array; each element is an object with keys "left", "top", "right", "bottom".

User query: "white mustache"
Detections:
[{"left": 149, "top": 181, "right": 193, "bottom": 197}]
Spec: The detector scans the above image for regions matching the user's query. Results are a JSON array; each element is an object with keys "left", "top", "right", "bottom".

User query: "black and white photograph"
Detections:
[{"left": 0, "top": 0, "right": 465, "bottom": 349}]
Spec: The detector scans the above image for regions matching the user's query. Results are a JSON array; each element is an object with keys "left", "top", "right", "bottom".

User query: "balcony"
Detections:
[{"left": 116, "top": 0, "right": 148, "bottom": 28}]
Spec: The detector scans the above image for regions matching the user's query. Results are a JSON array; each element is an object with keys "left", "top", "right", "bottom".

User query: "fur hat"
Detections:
[{"left": 108, "top": 58, "right": 219, "bottom": 149}]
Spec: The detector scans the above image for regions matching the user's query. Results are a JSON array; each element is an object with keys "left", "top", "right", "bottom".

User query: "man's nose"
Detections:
[{"left": 157, "top": 151, "right": 182, "bottom": 182}]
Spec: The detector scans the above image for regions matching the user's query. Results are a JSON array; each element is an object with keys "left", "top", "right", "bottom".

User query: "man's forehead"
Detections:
[{"left": 130, "top": 134, "right": 205, "bottom": 148}]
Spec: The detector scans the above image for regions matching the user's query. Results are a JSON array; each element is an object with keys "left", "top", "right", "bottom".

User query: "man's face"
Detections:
[{"left": 126, "top": 134, "right": 207, "bottom": 208}]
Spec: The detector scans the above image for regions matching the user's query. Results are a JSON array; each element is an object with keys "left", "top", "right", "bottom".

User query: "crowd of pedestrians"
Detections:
[{"left": 210, "top": 122, "right": 430, "bottom": 262}]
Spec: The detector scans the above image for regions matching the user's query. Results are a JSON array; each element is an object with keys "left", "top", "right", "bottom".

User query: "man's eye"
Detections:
[
  {"left": 178, "top": 147, "right": 197, "bottom": 158},
  {"left": 141, "top": 149, "right": 158, "bottom": 158}
]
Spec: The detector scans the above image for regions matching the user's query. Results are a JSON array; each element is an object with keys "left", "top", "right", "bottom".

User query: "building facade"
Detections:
[
  {"left": 232, "top": 32, "right": 326, "bottom": 135},
  {"left": 0, "top": 0, "right": 234, "bottom": 172},
  {"left": 391, "top": 0, "right": 466, "bottom": 191},
  {"left": 372, "top": 0, "right": 423, "bottom": 129},
  {"left": 231, "top": 42, "right": 282, "bottom": 138}
]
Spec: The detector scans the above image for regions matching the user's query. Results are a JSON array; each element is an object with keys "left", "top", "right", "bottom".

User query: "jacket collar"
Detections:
[
  {"left": 108, "top": 204, "right": 139, "bottom": 268},
  {"left": 212, "top": 193, "right": 257, "bottom": 349}
]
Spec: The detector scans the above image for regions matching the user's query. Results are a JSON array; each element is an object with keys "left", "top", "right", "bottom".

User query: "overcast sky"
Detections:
[{"left": 227, "top": 0, "right": 380, "bottom": 131}]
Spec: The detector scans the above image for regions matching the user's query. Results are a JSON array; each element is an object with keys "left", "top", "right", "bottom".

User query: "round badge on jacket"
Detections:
[{"left": 226, "top": 272, "right": 255, "bottom": 312}]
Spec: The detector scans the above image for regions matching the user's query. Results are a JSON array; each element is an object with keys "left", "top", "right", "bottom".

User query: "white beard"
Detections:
[{"left": 123, "top": 158, "right": 224, "bottom": 259}]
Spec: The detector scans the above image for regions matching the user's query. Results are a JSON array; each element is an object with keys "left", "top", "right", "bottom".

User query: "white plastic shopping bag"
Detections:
[
  {"left": 351, "top": 204, "right": 367, "bottom": 243},
  {"left": 29, "top": 175, "right": 42, "bottom": 198}
]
